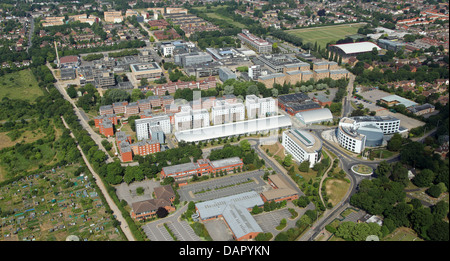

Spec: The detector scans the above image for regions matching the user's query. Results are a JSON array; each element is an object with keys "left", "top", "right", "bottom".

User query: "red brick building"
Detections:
[
  {"left": 130, "top": 185, "right": 176, "bottom": 220},
  {"left": 94, "top": 114, "right": 118, "bottom": 128},
  {"left": 99, "top": 119, "right": 114, "bottom": 137},
  {"left": 161, "top": 157, "right": 244, "bottom": 181},
  {"left": 260, "top": 174, "right": 299, "bottom": 203},
  {"left": 130, "top": 139, "right": 161, "bottom": 156}
]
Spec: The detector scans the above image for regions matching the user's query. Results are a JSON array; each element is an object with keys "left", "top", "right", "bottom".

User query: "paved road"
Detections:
[
  {"left": 342, "top": 74, "right": 356, "bottom": 118},
  {"left": 60, "top": 116, "right": 135, "bottom": 241}
]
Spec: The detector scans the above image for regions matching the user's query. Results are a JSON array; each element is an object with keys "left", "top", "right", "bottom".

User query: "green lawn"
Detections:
[
  {"left": 286, "top": 23, "right": 365, "bottom": 48},
  {"left": 0, "top": 69, "right": 43, "bottom": 102},
  {"left": 204, "top": 12, "right": 246, "bottom": 28}
]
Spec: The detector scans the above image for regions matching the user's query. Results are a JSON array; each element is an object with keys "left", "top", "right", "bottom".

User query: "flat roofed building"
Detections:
[
  {"left": 195, "top": 191, "right": 264, "bottom": 241},
  {"left": 211, "top": 100, "right": 245, "bottom": 125},
  {"left": 245, "top": 94, "right": 277, "bottom": 119},
  {"left": 237, "top": 29, "right": 272, "bottom": 54},
  {"left": 278, "top": 93, "right": 321, "bottom": 116},
  {"left": 337, "top": 116, "right": 401, "bottom": 153},
  {"left": 282, "top": 129, "right": 322, "bottom": 168},
  {"left": 261, "top": 174, "right": 300, "bottom": 202},
  {"left": 135, "top": 115, "right": 171, "bottom": 140},
  {"left": 104, "top": 11, "right": 123, "bottom": 23},
  {"left": 130, "top": 62, "right": 163, "bottom": 80}
]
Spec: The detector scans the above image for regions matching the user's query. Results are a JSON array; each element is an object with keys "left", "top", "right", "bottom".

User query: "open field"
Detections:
[
  {"left": 204, "top": 12, "right": 246, "bottom": 28},
  {"left": 0, "top": 69, "right": 43, "bottom": 102},
  {"left": 325, "top": 178, "right": 350, "bottom": 207},
  {"left": 384, "top": 227, "right": 423, "bottom": 241},
  {"left": 286, "top": 23, "right": 365, "bottom": 48}
]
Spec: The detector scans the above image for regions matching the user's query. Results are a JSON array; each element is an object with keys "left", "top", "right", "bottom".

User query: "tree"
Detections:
[
  {"left": 67, "top": 85, "right": 77, "bottom": 98},
  {"left": 239, "top": 139, "right": 251, "bottom": 152},
  {"left": 246, "top": 85, "right": 259, "bottom": 96},
  {"left": 387, "top": 133, "right": 402, "bottom": 151},
  {"left": 375, "top": 160, "right": 391, "bottom": 178},
  {"left": 410, "top": 208, "right": 434, "bottom": 239},
  {"left": 296, "top": 196, "right": 310, "bottom": 208},
  {"left": 413, "top": 169, "right": 435, "bottom": 187},
  {"left": 140, "top": 78, "right": 149, "bottom": 86},
  {"left": 426, "top": 184, "right": 442, "bottom": 198},
  {"left": 283, "top": 154, "right": 293, "bottom": 167},
  {"left": 156, "top": 207, "right": 169, "bottom": 218},
  {"left": 131, "top": 88, "right": 145, "bottom": 102},
  {"left": 299, "top": 160, "right": 310, "bottom": 172},
  {"left": 427, "top": 220, "right": 449, "bottom": 241},
  {"left": 224, "top": 85, "right": 234, "bottom": 95}
]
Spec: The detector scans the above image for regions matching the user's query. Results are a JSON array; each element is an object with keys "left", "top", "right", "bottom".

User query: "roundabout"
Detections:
[{"left": 351, "top": 164, "right": 374, "bottom": 176}]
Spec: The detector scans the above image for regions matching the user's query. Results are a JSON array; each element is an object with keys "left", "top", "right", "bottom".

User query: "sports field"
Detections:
[{"left": 286, "top": 23, "right": 366, "bottom": 48}]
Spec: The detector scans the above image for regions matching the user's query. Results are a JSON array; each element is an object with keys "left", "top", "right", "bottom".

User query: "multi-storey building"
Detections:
[
  {"left": 211, "top": 100, "right": 245, "bottom": 125},
  {"left": 130, "top": 139, "right": 161, "bottom": 156},
  {"left": 174, "top": 107, "right": 210, "bottom": 131},
  {"left": 337, "top": 116, "right": 401, "bottom": 153},
  {"left": 104, "top": 11, "right": 123, "bottom": 23},
  {"left": 282, "top": 129, "right": 322, "bottom": 168},
  {"left": 245, "top": 94, "right": 276, "bottom": 119},
  {"left": 237, "top": 29, "right": 272, "bottom": 54},
  {"left": 135, "top": 115, "right": 171, "bottom": 140}
]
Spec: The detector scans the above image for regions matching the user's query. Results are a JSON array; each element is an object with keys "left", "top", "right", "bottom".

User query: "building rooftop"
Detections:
[
  {"left": 195, "top": 191, "right": 264, "bottom": 240},
  {"left": 332, "top": 41, "right": 381, "bottom": 55},
  {"left": 381, "top": 94, "right": 418, "bottom": 108}
]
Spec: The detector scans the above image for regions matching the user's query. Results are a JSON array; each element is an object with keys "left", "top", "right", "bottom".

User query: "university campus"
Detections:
[{"left": 0, "top": 0, "right": 448, "bottom": 250}]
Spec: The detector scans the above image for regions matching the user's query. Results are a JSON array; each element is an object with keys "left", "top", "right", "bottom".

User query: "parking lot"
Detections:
[
  {"left": 115, "top": 179, "right": 161, "bottom": 206},
  {"left": 177, "top": 170, "right": 269, "bottom": 202},
  {"left": 142, "top": 204, "right": 201, "bottom": 241},
  {"left": 355, "top": 89, "right": 426, "bottom": 130}
]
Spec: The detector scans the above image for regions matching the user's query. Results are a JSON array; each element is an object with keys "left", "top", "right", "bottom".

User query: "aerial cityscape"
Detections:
[{"left": 0, "top": 0, "right": 448, "bottom": 249}]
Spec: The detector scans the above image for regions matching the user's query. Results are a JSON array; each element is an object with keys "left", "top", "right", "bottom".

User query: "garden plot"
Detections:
[{"left": 0, "top": 164, "right": 125, "bottom": 241}]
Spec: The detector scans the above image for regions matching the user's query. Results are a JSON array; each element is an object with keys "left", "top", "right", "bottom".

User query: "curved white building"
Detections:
[
  {"left": 337, "top": 116, "right": 400, "bottom": 153},
  {"left": 295, "top": 108, "right": 333, "bottom": 125},
  {"left": 282, "top": 129, "right": 322, "bottom": 168}
]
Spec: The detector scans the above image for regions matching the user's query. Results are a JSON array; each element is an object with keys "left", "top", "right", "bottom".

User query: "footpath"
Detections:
[{"left": 61, "top": 116, "right": 135, "bottom": 241}]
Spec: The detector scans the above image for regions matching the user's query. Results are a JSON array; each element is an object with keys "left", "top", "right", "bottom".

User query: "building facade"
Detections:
[{"left": 282, "top": 129, "right": 322, "bottom": 168}]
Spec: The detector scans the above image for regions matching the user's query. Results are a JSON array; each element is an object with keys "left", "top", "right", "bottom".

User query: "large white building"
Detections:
[
  {"left": 337, "top": 116, "right": 401, "bottom": 153},
  {"left": 211, "top": 100, "right": 245, "bottom": 125},
  {"left": 282, "top": 129, "right": 322, "bottom": 168},
  {"left": 174, "top": 107, "right": 210, "bottom": 131},
  {"left": 245, "top": 95, "right": 276, "bottom": 119},
  {"left": 135, "top": 115, "right": 171, "bottom": 140},
  {"left": 160, "top": 43, "right": 175, "bottom": 57}
]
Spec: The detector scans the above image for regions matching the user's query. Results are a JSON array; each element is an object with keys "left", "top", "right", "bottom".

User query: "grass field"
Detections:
[
  {"left": 286, "top": 23, "right": 365, "bottom": 48},
  {"left": 325, "top": 178, "right": 350, "bottom": 207},
  {"left": 204, "top": 12, "right": 246, "bottom": 28},
  {"left": 0, "top": 69, "right": 43, "bottom": 102}
]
